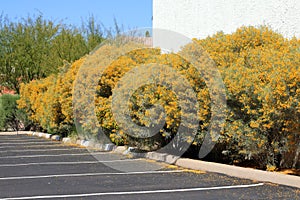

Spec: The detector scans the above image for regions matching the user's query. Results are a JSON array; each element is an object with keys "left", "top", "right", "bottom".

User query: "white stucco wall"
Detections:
[{"left": 153, "top": 0, "right": 300, "bottom": 40}]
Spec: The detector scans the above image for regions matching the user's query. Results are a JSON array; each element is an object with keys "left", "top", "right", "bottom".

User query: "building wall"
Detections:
[{"left": 153, "top": 0, "right": 300, "bottom": 40}]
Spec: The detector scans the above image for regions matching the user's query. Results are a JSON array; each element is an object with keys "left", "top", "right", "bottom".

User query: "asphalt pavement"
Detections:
[{"left": 0, "top": 134, "right": 299, "bottom": 200}]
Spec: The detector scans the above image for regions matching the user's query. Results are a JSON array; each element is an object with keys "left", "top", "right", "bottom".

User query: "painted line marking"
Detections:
[
  {"left": 0, "top": 148, "right": 83, "bottom": 153},
  {"left": 0, "top": 159, "right": 142, "bottom": 167},
  {"left": 0, "top": 144, "right": 67, "bottom": 149},
  {"left": 0, "top": 137, "right": 28, "bottom": 138},
  {"left": 0, "top": 140, "right": 45, "bottom": 143},
  {"left": 0, "top": 170, "right": 184, "bottom": 181},
  {"left": 0, "top": 152, "right": 106, "bottom": 159},
  {"left": 1, "top": 183, "right": 264, "bottom": 199},
  {"left": 0, "top": 142, "right": 55, "bottom": 145},
  {"left": 0, "top": 137, "right": 33, "bottom": 139}
]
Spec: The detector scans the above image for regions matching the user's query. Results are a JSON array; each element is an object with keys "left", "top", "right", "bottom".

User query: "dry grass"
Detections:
[
  {"left": 278, "top": 169, "right": 300, "bottom": 176},
  {"left": 166, "top": 164, "right": 206, "bottom": 174}
]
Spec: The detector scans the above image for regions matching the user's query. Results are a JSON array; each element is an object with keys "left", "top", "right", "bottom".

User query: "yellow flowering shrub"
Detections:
[
  {"left": 192, "top": 26, "right": 300, "bottom": 169},
  {"left": 94, "top": 48, "right": 210, "bottom": 150},
  {"left": 57, "top": 58, "right": 85, "bottom": 135},
  {"left": 72, "top": 42, "right": 147, "bottom": 142},
  {"left": 18, "top": 26, "right": 299, "bottom": 169},
  {"left": 18, "top": 75, "right": 59, "bottom": 132},
  {"left": 18, "top": 58, "right": 84, "bottom": 135}
]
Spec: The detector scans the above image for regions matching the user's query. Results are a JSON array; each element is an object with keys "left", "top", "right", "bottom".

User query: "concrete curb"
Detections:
[
  {"left": 20, "top": 131, "right": 60, "bottom": 141},
  {"left": 50, "top": 135, "right": 60, "bottom": 141},
  {"left": 62, "top": 137, "right": 72, "bottom": 144},
  {"left": 122, "top": 150, "right": 299, "bottom": 188},
  {"left": 145, "top": 152, "right": 180, "bottom": 164},
  {"left": 0, "top": 131, "right": 31, "bottom": 135},
  {"left": 62, "top": 137, "right": 116, "bottom": 152},
  {"left": 123, "top": 150, "right": 179, "bottom": 164},
  {"left": 114, "top": 146, "right": 127, "bottom": 154},
  {"left": 175, "top": 158, "right": 300, "bottom": 189},
  {"left": 19, "top": 132, "right": 300, "bottom": 189},
  {"left": 61, "top": 137, "right": 299, "bottom": 188}
]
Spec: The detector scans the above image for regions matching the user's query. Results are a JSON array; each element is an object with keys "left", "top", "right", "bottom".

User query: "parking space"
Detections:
[{"left": 0, "top": 134, "right": 299, "bottom": 200}]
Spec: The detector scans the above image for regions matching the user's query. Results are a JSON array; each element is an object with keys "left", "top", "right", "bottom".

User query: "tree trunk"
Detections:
[{"left": 292, "top": 146, "right": 299, "bottom": 169}]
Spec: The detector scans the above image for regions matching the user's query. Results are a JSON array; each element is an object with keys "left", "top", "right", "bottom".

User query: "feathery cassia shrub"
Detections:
[
  {"left": 18, "top": 58, "right": 85, "bottom": 135},
  {"left": 18, "top": 26, "right": 299, "bottom": 169},
  {"left": 191, "top": 26, "right": 300, "bottom": 169}
]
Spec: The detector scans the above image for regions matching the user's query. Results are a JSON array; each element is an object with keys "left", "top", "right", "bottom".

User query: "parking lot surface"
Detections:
[{"left": 0, "top": 134, "right": 299, "bottom": 200}]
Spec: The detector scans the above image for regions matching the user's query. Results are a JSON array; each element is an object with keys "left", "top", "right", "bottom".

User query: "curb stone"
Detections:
[
  {"left": 25, "top": 131, "right": 33, "bottom": 136},
  {"left": 64, "top": 137, "right": 116, "bottom": 151},
  {"left": 76, "top": 139, "right": 82, "bottom": 145},
  {"left": 25, "top": 131, "right": 52, "bottom": 139},
  {"left": 62, "top": 137, "right": 72, "bottom": 143},
  {"left": 145, "top": 152, "right": 179, "bottom": 164},
  {"left": 1, "top": 131, "right": 55, "bottom": 140},
  {"left": 50, "top": 135, "right": 60, "bottom": 141},
  {"left": 122, "top": 150, "right": 179, "bottom": 164},
  {"left": 94, "top": 143, "right": 105, "bottom": 150},
  {"left": 104, "top": 144, "right": 115, "bottom": 151},
  {"left": 114, "top": 146, "right": 126, "bottom": 154},
  {"left": 43, "top": 133, "right": 52, "bottom": 139},
  {"left": 32, "top": 132, "right": 38, "bottom": 136},
  {"left": 80, "top": 140, "right": 90, "bottom": 147}
]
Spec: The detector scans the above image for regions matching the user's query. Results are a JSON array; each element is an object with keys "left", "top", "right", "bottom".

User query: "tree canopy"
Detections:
[{"left": 0, "top": 13, "right": 104, "bottom": 93}]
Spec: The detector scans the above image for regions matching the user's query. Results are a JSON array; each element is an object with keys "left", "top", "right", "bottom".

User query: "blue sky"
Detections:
[{"left": 1, "top": 0, "right": 153, "bottom": 29}]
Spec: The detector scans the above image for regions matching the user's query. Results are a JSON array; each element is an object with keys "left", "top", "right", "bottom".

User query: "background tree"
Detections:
[
  {"left": 0, "top": 94, "right": 29, "bottom": 132},
  {"left": 0, "top": 13, "right": 105, "bottom": 93}
]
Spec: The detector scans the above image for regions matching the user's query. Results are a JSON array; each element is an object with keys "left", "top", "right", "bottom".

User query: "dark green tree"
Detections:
[{"left": 0, "top": 94, "right": 29, "bottom": 132}]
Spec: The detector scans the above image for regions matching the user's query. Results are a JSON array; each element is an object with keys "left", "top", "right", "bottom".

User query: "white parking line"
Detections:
[
  {"left": 0, "top": 159, "right": 142, "bottom": 167},
  {"left": 0, "top": 142, "right": 55, "bottom": 145},
  {"left": 1, "top": 183, "right": 264, "bottom": 199},
  {"left": 0, "top": 148, "right": 83, "bottom": 153},
  {"left": 0, "top": 152, "right": 106, "bottom": 159},
  {"left": 0, "top": 170, "right": 184, "bottom": 180},
  {"left": 0, "top": 144, "right": 64, "bottom": 149},
  {"left": 0, "top": 140, "right": 44, "bottom": 143}
]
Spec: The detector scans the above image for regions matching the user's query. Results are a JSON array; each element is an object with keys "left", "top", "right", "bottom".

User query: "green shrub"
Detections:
[{"left": 0, "top": 94, "right": 30, "bottom": 131}]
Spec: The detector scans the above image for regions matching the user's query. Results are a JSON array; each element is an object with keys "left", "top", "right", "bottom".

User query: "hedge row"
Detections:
[{"left": 18, "top": 26, "right": 299, "bottom": 170}]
